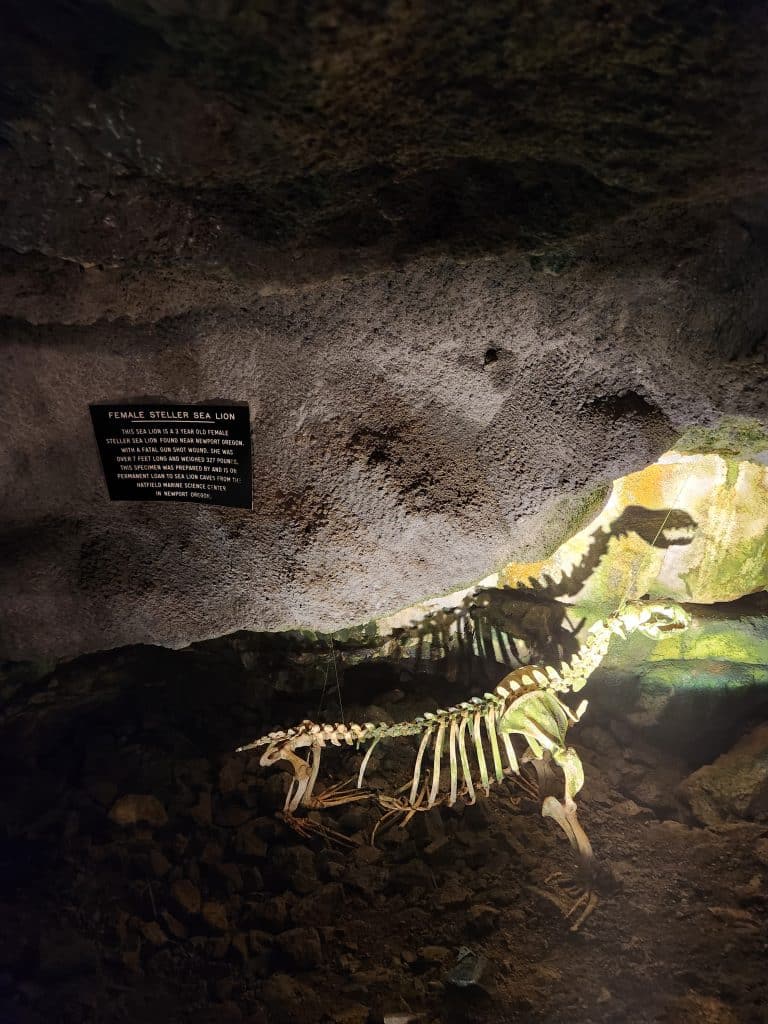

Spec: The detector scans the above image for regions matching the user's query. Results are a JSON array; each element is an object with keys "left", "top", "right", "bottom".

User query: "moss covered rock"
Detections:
[{"left": 499, "top": 422, "right": 768, "bottom": 610}]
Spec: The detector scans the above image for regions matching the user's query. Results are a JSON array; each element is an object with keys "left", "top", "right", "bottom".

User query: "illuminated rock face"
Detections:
[
  {"left": 500, "top": 439, "right": 768, "bottom": 610},
  {"left": 1, "top": 3, "right": 768, "bottom": 660}
]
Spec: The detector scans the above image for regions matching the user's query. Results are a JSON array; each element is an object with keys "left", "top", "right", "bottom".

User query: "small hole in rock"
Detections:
[{"left": 587, "top": 389, "right": 662, "bottom": 420}]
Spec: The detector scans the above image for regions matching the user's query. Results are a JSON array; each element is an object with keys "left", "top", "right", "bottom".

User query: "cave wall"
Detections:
[{"left": 1, "top": 1, "right": 768, "bottom": 660}]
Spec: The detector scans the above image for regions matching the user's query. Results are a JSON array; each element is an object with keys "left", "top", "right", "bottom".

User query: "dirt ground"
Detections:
[{"left": 1, "top": 638, "right": 767, "bottom": 1024}]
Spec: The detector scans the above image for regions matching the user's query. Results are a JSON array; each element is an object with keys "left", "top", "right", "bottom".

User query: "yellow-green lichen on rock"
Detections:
[
  {"left": 499, "top": 418, "right": 768, "bottom": 612},
  {"left": 673, "top": 416, "right": 768, "bottom": 459}
]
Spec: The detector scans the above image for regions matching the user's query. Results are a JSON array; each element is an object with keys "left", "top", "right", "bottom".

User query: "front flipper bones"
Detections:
[{"left": 499, "top": 691, "right": 599, "bottom": 929}]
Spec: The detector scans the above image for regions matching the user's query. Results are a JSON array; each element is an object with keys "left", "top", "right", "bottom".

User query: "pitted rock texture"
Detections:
[{"left": 1, "top": 1, "right": 768, "bottom": 659}]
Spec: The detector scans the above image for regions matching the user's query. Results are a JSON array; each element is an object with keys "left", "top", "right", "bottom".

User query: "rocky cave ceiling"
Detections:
[{"left": 1, "top": 1, "right": 767, "bottom": 660}]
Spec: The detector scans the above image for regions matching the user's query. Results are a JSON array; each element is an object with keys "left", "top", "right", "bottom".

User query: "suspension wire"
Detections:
[
  {"left": 316, "top": 644, "right": 331, "bottom": 719},
  {"left": 316, "top": 635, "right": 346, "bottom": 723},
  {"left": 330, "top": 636, "right": 345, "bottom": 724}
]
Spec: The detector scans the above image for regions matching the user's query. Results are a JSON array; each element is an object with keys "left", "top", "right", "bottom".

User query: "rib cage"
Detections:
[{"left": 236, "top": 601, "right": 689, "bottom": 814}]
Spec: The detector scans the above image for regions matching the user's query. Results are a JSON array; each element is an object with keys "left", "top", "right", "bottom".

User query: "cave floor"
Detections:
[{"left": 1, "top": 646, "right": 767, "bottom": 1024}]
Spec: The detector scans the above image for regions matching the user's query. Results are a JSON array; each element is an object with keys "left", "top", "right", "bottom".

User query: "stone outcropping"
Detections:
[
  {"left": 680, "top": 722, "right": 768, "bottom": 825},
  {"left": 1, "top": 2, "right": 767, "bottom": 659}
]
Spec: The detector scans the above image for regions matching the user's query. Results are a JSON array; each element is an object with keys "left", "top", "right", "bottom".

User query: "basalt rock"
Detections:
[
  {"left": 679, "top": 722, "right": 768, "bottom": 826},
  {"left": 109, "top": 794, "right": 169, "bottom": 829},
  {"left": 1, "top": 2, "right": 767, "bottom": 660}
]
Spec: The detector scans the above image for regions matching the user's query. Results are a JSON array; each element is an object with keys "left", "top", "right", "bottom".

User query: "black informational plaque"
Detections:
[{"left": 90, "top": 403, "right": 252, "bottom": 509}]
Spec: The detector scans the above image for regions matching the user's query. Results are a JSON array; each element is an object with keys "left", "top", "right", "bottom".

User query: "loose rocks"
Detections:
[
  {"left": 679, "top": 723, "right": 768, "bottom": 825},
  {"left": 170, "top": 879, "right": 202, "bottom": 919},
  {"left": 275, "top": 927, "right": 323, "bottom": 970},
  {"left": 109, "top": 795, "right": 168, "bottom": 828}
]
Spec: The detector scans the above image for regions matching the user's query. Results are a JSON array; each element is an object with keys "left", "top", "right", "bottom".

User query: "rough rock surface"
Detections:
[
  {"left": 1, "top": 1, "right": 768, "bottom": 659},
  {"left": 2, "top": 641, "right": 768, "bottom": 1024},
  {"left": 109, "top": 793, "right": 169, "bottom": 828},
  {"left": 679, "top": 722, "right": 768, "bottom": 825}
]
